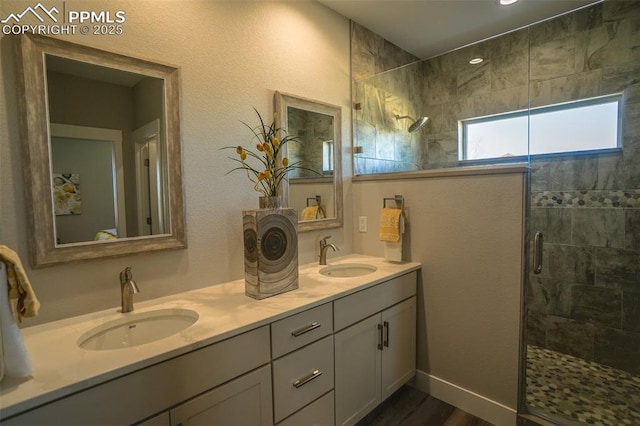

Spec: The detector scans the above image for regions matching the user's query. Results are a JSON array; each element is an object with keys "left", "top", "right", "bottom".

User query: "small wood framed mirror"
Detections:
[{"left": 274, "top": 91, "right": 343, "bottom": 232}]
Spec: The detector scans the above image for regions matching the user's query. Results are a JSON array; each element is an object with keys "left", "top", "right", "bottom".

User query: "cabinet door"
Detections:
[
  {"left": 381, "top": 297, "right": 416, "bottom": 401},
  {"left": 334, "top": 314, "right": 381, "bottom": 426},
  {"left": 170, "top": 365, "right": 272, "bottom": 426}
]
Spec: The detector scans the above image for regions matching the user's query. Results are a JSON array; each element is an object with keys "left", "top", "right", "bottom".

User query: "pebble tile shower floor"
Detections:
[{"left": 526, "top": 345, "right": 640, "bottom": 425}]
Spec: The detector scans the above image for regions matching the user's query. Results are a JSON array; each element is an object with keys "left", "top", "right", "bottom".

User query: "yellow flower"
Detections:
[
  {"left": 235, "top": 146, "right": 247, "bottom": 160},
  {"left": 223, "top": 108, "right": 320, "bottom": 197}
]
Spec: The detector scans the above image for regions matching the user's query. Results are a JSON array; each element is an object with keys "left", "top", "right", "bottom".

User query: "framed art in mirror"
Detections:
[
  {"left": 14, "top": 33, "right": 185, "bottom": 268},
  {"left": 274, "top": 91, "right": 343, "bottom": 232}
]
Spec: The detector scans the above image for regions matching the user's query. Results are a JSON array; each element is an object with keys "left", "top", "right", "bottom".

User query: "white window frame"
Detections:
[{"left": 459, "top": 94, "right": 623, "bottom": 163}]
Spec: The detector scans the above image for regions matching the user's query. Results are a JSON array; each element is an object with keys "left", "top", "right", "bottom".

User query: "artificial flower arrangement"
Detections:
[{"left": 224, "top": 108, "right": 317, "bottom": 197}]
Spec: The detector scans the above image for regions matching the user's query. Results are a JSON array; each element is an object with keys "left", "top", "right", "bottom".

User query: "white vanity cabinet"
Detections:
[
  {"left": 0, "top": 258, "right": 420, "bottom": 426},
  {"left": 3, "top": 326, "right": 271, "bottom": 426},
  {"left": 333, "top": 272, "right": 417, "bottom": 426}
]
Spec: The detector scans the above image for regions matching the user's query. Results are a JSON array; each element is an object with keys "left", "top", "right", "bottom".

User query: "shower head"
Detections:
[{"left": 395, "top": 115, "right": 429, "bottom": 133}]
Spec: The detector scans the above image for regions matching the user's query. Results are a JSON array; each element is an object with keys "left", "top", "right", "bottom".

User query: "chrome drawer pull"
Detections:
[
  {"left": 383, "top": 321, "right": 389, "bottom": 347},
  {"left": 293, "top": 369, "right": 323, "bottom": 388},
  {"left": 291, "top": 321, "right": 321, "bottom": 337}
]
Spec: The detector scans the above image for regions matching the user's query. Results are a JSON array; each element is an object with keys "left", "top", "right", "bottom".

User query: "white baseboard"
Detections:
[{"left": 413, "top": 370, "right": 518, "bottom": 426}]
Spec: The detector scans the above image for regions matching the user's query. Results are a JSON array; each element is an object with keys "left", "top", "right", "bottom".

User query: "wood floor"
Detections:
[{"left": 356, "top": 386, "right": 494, "bottom": 426}]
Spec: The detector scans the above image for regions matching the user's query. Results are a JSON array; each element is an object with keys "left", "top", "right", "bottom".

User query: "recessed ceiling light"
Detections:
[
  {"left": 499, "top": 0, "right": 519, "bottom": 5},
  {"left": 469, "top": 58, "right": 484, "bottom": 65}
]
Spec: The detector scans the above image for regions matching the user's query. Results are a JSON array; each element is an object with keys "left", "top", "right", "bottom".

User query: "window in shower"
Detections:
[{"left": 460, "top": 94, "right": 622, "bottom": 162}]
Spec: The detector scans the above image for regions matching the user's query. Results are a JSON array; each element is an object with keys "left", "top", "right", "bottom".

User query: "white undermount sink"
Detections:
[
  {"left": 319, "top": 263, "right": 377, "bottom": 278},
  {"left": 77, "top": 308, "right": 199, "bottom": 351}
]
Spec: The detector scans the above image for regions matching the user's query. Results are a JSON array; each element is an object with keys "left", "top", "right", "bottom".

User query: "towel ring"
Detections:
[
  {"left": 305, "top": 196, "right": 325, "bottom": 219},
  {"left": 306, "top": 196, "right": 321, "bottom": 207},
  {"left": 383, "top": 195, "right": 404, "bottom": 211}
]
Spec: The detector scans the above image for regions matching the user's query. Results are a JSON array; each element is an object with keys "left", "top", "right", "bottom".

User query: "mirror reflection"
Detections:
[
  {"left": 274, "top": 91, "right": 343, "bottom": 232},
  {"left": 46, "top": 55, "right": 168, "bottom": 245},
  {"left": 286, "top": 106, "right": 334, "bottom": 178},
  {"left": 286, "top": 106, "right": 335, "bottom": 221}
]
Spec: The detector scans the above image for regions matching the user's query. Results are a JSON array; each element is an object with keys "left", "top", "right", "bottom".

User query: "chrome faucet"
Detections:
[
  {"left": 120, "top": 266, "right": 140, "bottom": 313},
  {"left": 319, "top": 236, "right": 338, "bottom": 265}
]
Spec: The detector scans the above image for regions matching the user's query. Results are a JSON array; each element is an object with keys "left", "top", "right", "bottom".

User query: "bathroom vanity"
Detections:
[{"left": 0, "top": 255, "right": 419, "bottom": 426}]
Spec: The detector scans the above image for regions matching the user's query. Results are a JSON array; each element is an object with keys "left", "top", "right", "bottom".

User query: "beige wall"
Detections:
[
  {"left": 352, "top": 169, "right": 525, "bottom": 415},
  {"left": 0, "top": 0, "right": 352, "bottom": 324}
]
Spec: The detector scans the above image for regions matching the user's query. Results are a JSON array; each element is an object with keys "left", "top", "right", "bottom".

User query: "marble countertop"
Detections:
[{"left": 0, "top": 254, "right": 420, "bottom": 419}]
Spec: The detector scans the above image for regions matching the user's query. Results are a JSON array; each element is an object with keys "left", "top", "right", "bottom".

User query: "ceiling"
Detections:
[{"left": 319, "top": 0, "right": 600, "bottom": 59}]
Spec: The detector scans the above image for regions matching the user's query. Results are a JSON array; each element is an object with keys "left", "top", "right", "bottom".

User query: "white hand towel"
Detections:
[
  {"left": 0, "top": 263, "right": 34, "bottom": 382},
  {"left": 384, "top": 215, "right": 405, "bottom": 262}
]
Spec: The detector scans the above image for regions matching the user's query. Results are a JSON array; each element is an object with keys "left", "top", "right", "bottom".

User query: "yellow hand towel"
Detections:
[
  {"left": 0, "top": 245, "right": 40, "bottom": 322},
  {"left": 379, "top": 208, "right": 402, "bottom": 242},
  {"left": 301, "top": 205, "right": 319, "bottom": 221}
]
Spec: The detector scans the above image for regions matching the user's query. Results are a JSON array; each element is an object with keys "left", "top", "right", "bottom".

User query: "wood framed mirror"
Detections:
[
  {"left": 15, "top": 34, "right": 185, "bottom": 267},
  {"left": 274, "top": 91, "right": 343, "bottom": 232}
]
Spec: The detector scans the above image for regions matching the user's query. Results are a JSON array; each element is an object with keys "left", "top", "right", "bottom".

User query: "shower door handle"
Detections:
[{"left": 533, "top": 231, "right": 543, "bottom": 274}]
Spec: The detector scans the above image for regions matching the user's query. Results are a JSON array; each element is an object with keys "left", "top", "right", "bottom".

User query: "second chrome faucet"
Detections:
[
  {"left": 319, "top": 236, "right": 338, "bottom": 265},
  {"left": 120, "top": 266, "right": 140, "bottom": 313}
]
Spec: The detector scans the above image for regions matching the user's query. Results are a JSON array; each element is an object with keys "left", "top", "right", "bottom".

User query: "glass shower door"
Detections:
[{"left": 523, "top": 1, "right": 640, "bottom": 424}]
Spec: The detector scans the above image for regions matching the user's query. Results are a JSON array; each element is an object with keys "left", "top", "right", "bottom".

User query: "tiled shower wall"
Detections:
[
  {"left": 352, "top": 23, "right": 531, "bottom": 173},
  {"left": 526, "top": 1, "right": 640, "bottom": 375},
  {"left": 351, "top": 1, "right": 639, "bottom": 375},
  {"left": 351, "top": 24, "right": 425, "bottom": 174},
  {"left": 287, "top": 108, "right": 333, "bottom": 178}
]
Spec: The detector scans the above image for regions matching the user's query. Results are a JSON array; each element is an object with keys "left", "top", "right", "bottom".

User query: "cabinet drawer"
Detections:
[
  {"left": 334, "top": 271, "right": 416, "bottom": 331},
  {"left": 271, "top": 302, "right": 333, "bottom": 358},
  {"left": 278, "top": 391, "right": 334, "bottom": 426},
  {"left": 273, "top": 336, "right": 334, "bottom": 423}
]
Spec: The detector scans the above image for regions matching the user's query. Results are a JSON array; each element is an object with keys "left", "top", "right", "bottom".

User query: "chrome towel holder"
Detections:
[{"left": 383, "top": 194, "right": 404, "bottom": 211}]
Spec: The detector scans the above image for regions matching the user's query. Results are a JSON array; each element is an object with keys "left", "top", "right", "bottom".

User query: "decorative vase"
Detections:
[
  {"left": 259, "top": 196, "right": 283, "bottom": 209},
  {"left": 243, "top": 196, "right": 298, "bottom": 300}
]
